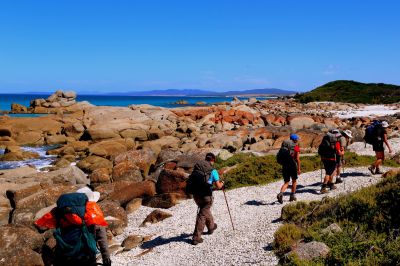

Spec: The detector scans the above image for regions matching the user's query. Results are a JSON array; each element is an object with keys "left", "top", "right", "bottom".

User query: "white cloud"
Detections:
[{"left": 322, "top": 64, "right": 339, "bottom": 75}]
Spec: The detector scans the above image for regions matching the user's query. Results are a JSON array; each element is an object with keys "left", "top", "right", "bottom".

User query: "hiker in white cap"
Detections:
[
  {"left": 368, "top": 121, "right": 393, "bottom": 175},
  {"left": 334, "top": 129, "right": 353, "bottom": 184}
]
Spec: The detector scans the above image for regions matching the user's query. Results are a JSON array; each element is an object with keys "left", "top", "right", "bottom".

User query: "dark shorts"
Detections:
[
  {"left": 282, "top": 166, "right": 298, "bottom": 183},
  {"left": 323, "top": 160, "right": 336, "bottom": 176},
  {"left": 373, "top": 142, "right": 384, "bottom": 152}
]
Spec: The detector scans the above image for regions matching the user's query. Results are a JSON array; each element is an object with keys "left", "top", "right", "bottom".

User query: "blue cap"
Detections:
[{"left": 290, "top": 134, "right": 299, "bottom": 141}]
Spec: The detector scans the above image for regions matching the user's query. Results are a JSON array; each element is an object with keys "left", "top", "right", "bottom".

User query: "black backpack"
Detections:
[
  {"left": 53, "top": 193, "right": 98, "bottom": 259},
  {"left": 185, "top": 161, "right": 213, "bottom": 197},
  {"left": 318, "top": 133, "right": 337, "bottom": 159},
  {"left": 276, "top": 140, "right": 296, "bottom": 166},
  {"left": 364, "top": 121, "right": 382, "bottom": 145}
]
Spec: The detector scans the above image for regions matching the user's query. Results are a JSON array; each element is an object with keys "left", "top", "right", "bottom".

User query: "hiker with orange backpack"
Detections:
[{"left": 35, "top": 186, "right": 111, "bottom": 266}]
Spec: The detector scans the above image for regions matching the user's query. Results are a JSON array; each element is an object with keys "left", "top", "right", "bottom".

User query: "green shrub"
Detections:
[
  {"left": 273, "top": 223, "right": 308, "bottom": 257},
  {"left": 274, "top": 173, "right": 400, "bottom": 265}
]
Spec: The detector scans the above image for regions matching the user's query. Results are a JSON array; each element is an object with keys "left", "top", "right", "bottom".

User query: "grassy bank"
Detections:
[
  {"left": 273, "top": 172, "right": 400, "bottom": 265},
  {"left": 215, "top": 152, "right": 400, "bottom": 190}
]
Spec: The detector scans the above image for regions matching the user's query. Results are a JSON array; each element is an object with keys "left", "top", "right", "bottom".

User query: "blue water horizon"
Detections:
[{"left": 0, "top": 93, "right": 272, "bottom": 112}]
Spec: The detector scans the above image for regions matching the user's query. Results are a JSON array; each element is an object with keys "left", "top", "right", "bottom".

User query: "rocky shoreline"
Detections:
[{"left": 0, "top": 91, "right": 399, "bottom": 265}]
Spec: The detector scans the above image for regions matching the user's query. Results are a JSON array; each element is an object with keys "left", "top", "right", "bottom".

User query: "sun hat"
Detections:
[
  {"left": 343, "top": 129, "right": 353, "bottom": 139},
  {"left": 290, "top": 134, "right": 299, "bottom": 141},
  {"left": 76, "top": 186, "right": 100, "bottom": 202},
  {"left": 381, "top": 121, "right": 389, "bottom": 128}
]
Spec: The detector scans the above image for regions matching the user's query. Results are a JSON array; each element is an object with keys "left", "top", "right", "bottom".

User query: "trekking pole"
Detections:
[
  {"left": 342, "top": 155, "right": 346, "bottom": 190},
  {"left": 320, "top": 161, "right": 323, "bottom": 184},
  {"left": 222, "top": 189, "right": 235, "bottom": 231}
]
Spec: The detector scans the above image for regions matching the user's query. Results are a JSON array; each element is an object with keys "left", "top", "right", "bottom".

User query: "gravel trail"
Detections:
[{"left": 111, "top": 165, "right": 390, "bottom": 266}]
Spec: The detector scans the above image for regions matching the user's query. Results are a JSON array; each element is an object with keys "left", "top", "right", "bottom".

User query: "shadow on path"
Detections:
[
  {"left": 340, "top": 171, "right": 367, "bottom": 177},
  {"left": 244, "top": 200, "right": 269, "bottom": 206},
  {"left": 263, "top": 243, "right": 274, "bottom": 251},
  {"left": 271, "top": 217, "right": 282, "bottom": 224},
  {"left": 293, "top": 188, "right": 320, "bottom": 195},
  {"left": 141, "top": 233, "right": 192, "bottom": 249}
]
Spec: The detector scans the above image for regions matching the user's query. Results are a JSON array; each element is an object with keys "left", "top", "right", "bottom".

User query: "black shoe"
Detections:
[
  {"left": 320, "top": 185, "right": 328, "bottom": 194},
  {"left": 207, "top": 223, "right": 218, "bottom": 235},
  {"left": 368, "top": 166, "right": 375, "bottom": 175},
  {"left": 335, "top": 177, "right": 343, "bottom": 184},
  {"left": 289, "top": 194, "right": 297, "bottom": 202},
  {"left": 375, "top": 169, "right": 383, "bottom": 175},
  {"left": 192, "top": 238, "right": 204, "bottom": 245},
  {"left": 328, "top": 183, "right": 337, "bottom": 190},
  {"left": 277, "top": 192, "right": 283, "bottom": 204}
]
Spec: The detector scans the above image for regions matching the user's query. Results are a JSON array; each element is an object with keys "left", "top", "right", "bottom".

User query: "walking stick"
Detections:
[
  {"left": 320, "top": 161, "right": 323, "bottom": 184},
  {"left": 222, "top": 189, "right": 235, "bottom": 231},
  {"left": 342, "top": 156, "right": 346, "bottom": 190}
]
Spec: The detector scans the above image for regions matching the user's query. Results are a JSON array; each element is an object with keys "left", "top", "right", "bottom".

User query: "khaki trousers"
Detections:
[{"left": 193, "top": 195, "right": 214, "bottom": 240}]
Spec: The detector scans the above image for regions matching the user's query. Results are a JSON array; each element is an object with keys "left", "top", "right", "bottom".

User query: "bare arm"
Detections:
[
  {"left": 383, "top": 133, "right": 393, "bottom": 153},
  {"left": 295, "top": 152, "right": 301, "bottom": 174}
]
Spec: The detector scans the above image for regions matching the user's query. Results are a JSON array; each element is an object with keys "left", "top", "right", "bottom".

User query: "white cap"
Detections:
[
  {"left": 331, "top": 129, "right": 342, "bottom": 138},
  {"left": 76, "top": 186, "right": 100, "bottom": 202},
  {"left": 343, "top": 129, "right": 353, "bottom": 138},
  {"left": 381, "top": 121, "right": 389, "bottom": 128}
]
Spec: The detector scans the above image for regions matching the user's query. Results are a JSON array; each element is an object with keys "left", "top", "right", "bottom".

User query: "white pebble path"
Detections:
[{"left": 111, "top": 165, "right": 390, "bottom": 266}]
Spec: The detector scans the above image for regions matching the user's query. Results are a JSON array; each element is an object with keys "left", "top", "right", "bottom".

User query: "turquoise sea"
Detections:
[{"left": 0, "top": 93, "right": 271, "bottom": 112}]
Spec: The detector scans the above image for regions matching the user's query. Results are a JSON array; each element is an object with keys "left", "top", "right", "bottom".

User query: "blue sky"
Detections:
[{"left": 0, "top": 0, "right": 399, "bottom": 93}]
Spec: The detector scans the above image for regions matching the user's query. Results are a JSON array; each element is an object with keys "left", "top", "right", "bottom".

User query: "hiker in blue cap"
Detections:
[{"left": 276, "top": 134, "right": 301, "bottom": 203}]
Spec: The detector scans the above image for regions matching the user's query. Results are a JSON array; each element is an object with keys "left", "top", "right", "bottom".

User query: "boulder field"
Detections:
[{"left": 0, "top": 92, "right": 399, "bottom": 265}]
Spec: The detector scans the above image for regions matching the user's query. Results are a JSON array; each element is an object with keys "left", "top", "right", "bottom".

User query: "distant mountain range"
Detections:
[
  {"left": 18, "top": 88, "right": 297, "bottom": 96},
  {"left": 107, "top": 88, "right": 297, "bottom": 96}
]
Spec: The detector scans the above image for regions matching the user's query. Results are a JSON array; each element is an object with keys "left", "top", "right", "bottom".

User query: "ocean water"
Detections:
[
  {"left": 0, "top": 93, "right": 270, "bottom": 170},
  {"left": 0, "top": 145, "right": 58, "bottom": 170},
  {"left": 0, "top": 93, "right": 269, "bottom": 112}
]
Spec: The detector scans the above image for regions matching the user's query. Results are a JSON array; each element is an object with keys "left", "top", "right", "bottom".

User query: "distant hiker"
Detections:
[
  {"left": 318, "top": 130, "right": 341, "bottom": 194},
  {"left": 276, "top": 134, "right": 301, "bottom": 203},
  {"left": 367, "top": 121, "right": 393, "bottom": 175},
  {"left": 35, "top": 187, "right": 111, "bottom": 266},
  {"left": 333, "top": 129, "right": 353, "bottom": 184},
  {"left": 186, "top": 152, "right": 225, "bottom": 245}
]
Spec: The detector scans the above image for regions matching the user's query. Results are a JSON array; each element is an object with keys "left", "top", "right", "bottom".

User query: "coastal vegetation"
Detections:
[
  {"left": 215, "top": 152, "right": 400, "bottom": 190},
  {"left": 295, "top": 80, "right": 400, "bottom": 104},
  {"left": 273, "top": 172, "right": 400, "bottom": 265}
]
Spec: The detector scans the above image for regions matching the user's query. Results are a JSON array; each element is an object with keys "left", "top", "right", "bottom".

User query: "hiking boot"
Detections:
[
  {"left": 320, "top": 185, "right": 328, "bottom": 194},
  {"left": 368, "top": 166, "right": 375, "bottom": 175},
  {"left": 277, "top": 192, "right": 283, "bottom": 204},
  {"left": 192, "top": 238, "right": 204, "bottom": 245},
  {"left": 289, "top": 194, "right": 297, "bottom": 202},
  {"left": 328, "top": 183, "right": 337, "bottom": 190},
  {"left": 207, "top": 223, "right": 218, "bottom": 235},
  {"left": 335, "top": 177, "right": 343, "bottom": 184},
  {"left": 375, "top": 168, "right": 383, "bottom": 175}
]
